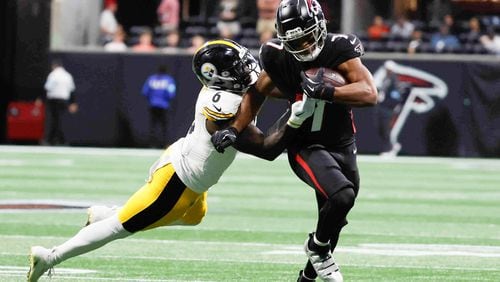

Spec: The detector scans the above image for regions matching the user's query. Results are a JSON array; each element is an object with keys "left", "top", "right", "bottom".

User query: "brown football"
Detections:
[{"left": 305, "top": 68, "right": 346, "bottom": 87}]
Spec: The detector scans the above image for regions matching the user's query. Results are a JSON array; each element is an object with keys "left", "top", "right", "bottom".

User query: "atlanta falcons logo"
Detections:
[{"left": 373, "top": 60, "right": 448, "bottom": 156}]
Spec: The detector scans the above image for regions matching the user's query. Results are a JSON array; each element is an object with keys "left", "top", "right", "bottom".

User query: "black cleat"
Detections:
[{"left": 297, "top": 270, "right": 315, "bottom": 282}]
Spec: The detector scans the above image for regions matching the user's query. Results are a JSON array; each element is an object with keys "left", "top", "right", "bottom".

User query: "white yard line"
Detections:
[
  {"left": 0, "top": 199, "right": 92, "bottom": 206},
  {"left": 0, "top": 159, "right": 74, "bottom": 167},
  {"left": 0, "top": 145, "right": 161, "bottom": 157},
  {"left": 1, "top": 145, "right": 499, "bottom": 166},
  {"left": 0, "top": 265, "right": 95, "bottom": 274},
  {"left": 3, "top": 234, "right": 500, "bottom": 260},
  {"left": 0, "top": 267, "right": 197, "bottom": 281},
  {"left": 1, "top": 253, "right": 499, "bottom": 272}
]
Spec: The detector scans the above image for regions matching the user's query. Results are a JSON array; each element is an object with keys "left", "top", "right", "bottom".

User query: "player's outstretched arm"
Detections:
[
  {"left": 211, "top": 71, "right": 277, "bottom": 153},
  {"left": 234, "top": 96, "right": 316, "bottom": 161}
]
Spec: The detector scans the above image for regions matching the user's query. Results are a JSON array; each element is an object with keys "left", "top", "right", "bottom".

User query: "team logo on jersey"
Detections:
[
  {"left": 201, "top": 63, "right": 217, "bottom": 81},
  {"left": 373, "top": 60, "right": 448, "bottom": 156},
  {"left": 354, "top": 43, "right": 364, "bottom": 55}
]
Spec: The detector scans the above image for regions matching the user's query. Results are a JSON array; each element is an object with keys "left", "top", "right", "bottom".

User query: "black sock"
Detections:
[
  {"left": 307, "top": 235, "right": 330, "bottom": 254},
  {"left": 303, "top": 261, "right": 317, "bottom": 279},
  {"left": 298, "top": 269, "right": 315, "bottom": 281}
]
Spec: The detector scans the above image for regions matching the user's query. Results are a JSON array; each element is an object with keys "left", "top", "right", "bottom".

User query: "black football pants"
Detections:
[{"left": 288, "top": 143, "right": 360, "bottom": 246}]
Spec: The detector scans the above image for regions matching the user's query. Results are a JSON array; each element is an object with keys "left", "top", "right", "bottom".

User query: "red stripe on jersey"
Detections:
[
  {"left": 306, "top": 0, "right": 313, "bottom": 10},
  {"left": 295, "top": 92, "right": 303, "bottom": 102},
  {"left": 295, "top": 153, "right": 328, "bottom": 198},
  {"left": 350, "top": 110, "right": 357, "bottom": 133}
]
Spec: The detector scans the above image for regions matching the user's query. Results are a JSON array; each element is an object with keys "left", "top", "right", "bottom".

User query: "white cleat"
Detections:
[
  {"left": 380, "top": 142, "right": 401, "bottom": 159},
  {"left": 304, "top": 236, "right": 343, "bottom": 282},
  {"left": 85, "top": 205, "right": 118, "bottom": 226},
  {"left": 27, "top": 246, "right": 54, "bottom": 282}
]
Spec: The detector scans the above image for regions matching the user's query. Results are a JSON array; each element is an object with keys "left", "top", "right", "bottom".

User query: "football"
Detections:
[{"left": 305, "top": 67, "right": 346, "bottom": 87}]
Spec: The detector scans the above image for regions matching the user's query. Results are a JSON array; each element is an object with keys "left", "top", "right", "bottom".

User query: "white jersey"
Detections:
[
  {"left": 44, "top": 67, "right": 75, "bottom": 100},
  {"left": 169, "top": 87, "right": 242, "bottom": 193}
]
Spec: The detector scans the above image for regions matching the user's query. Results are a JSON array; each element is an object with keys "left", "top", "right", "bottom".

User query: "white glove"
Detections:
[{"left": 287, "top": 95, "right": 317, "bottom": 128}]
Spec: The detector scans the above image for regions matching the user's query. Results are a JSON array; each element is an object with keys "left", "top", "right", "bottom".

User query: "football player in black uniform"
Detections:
[{"left": 211, "top": 1, "right": 378, "bottom": 281}]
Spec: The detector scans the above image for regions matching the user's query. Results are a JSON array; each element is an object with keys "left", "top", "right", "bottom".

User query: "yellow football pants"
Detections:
[{"left": 117, "top": 153, "right": 207, "bottom": 233}]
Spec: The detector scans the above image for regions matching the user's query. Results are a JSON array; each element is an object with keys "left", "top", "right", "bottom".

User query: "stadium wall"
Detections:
[{"left": 39, "top": 51, "right": 499, "bottom": 157}]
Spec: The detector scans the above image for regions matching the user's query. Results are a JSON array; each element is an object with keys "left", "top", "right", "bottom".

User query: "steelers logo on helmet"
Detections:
[
  {"left": 192, "top": 39, "right": 261, "bottom": 94},
  {"left": 201, "top": 63, "right": 217, "bottom": 81}
]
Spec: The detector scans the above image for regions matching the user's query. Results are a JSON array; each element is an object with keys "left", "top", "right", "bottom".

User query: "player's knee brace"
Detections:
[
  {"left": 316, "top": 187, "right": 356, "bottom": 242},
  {"left": 329, "top": 187, "right": 356, "bottom": 215}
]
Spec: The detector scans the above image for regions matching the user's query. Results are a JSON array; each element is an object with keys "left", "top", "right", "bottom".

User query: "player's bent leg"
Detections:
[
  {"left": 297, "top": 269, "right": 316, "bottom": 282},
  {"left": 118, "top": 163, "right": 182, "bottom": 231},
  {"left": 27, "top": 246, "right": 53, "bottom": 282},
  {"left": 316, "top": 187, "right": 355, "bottom": 244},
  {"left": 146, "top": 187, "right": 205, "bottom": 228},
  {"left": 28, "top": 215, "right": 130, "bottom": 281},
  {"left": 85, "top": 205, "right": 120, "bottom": 226},
  {"left": 170, "top": 192, "right": 207, "bottom": 226},
  {"left": 118, "top": 163, "right": 201, "bottom": 232},
  {"left": 304, "top": 233, "right": 343, "bottom": 282},
  {"left": 300, "top": 260, "right": 318, "bottom": 281}
]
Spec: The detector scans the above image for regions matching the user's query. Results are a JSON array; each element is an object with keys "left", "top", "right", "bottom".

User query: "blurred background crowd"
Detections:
[
  {"left": 1, "top": 0, "right": 499, "bottom": 157},
  {"left": 47, "top": 0, "right": 500, "bottom": 55}
]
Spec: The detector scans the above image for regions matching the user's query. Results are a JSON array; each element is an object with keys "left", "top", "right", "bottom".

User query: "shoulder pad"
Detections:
[
  {"left": 201, "top": 89, "right": 241, "bottom": 121},
  {"left": 329, "top": 33, "right": 364, "bottom": 56},
  {"left": 260, "top": 39, "right": 286, "bottom": 72}
]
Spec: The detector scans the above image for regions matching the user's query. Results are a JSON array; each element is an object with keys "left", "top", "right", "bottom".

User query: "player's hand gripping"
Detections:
[
  {"left": 287, "top": 95, "right": 317, "bottom": 128},
  {"left": 211, "top": 126, "right": 239, "bottom": 153},
  {"left": 300, "top": 68, "right": 335, "bottom": 101}
]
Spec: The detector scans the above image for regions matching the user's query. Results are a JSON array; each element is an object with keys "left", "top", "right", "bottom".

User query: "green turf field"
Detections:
[{"left": 0, "top": 145, "right": 499, "bottom": 281}]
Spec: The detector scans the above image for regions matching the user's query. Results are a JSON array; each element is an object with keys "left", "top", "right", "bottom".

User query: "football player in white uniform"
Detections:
[{"left": 27, "top": 39, "right": 318, "bottom": 281}]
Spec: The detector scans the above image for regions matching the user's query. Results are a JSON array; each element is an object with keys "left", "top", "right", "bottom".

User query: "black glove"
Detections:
[
  {"left": 300, "top": 68, "right": 335, "bottom": 101},
  {"left": 211, "top": 126, "right": 239, "bottom": 153}
]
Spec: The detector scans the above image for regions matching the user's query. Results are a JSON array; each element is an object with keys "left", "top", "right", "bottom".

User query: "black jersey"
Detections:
[{"left": 260, "top": 33, "right": 364, "bottom": 148}]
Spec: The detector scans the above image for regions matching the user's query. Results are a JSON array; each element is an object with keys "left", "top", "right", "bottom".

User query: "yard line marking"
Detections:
[
  {"left": 4, "top": 228, "right": 500, "bottom": 240},
  {"left": 0, "top": 199, "right": 93, "bottom": 210},
  {"left": 0, "top": 145, "right": 162, "bottom": 157},
  {"left": 2, "top": 145, "right": 500, "bottom": 167},
  {"left": 265, "top": 243, "right": 500, "bottom": 258},
  {"left": 1, "top": 254, "right": 499, "bottom": 273},
  {"left": 0, "top": 274, "right": 207, "bottom": 282},
  {"left": 3, "top": 235, "right": 500, "bottom": 259},
  {"left": 0, "top": 159, "right": 24, "bottom": 166},
  {"left": 0, "top": 236, "right": 293, "bottom": 248},
  {"left": 0, "top": 265, "right": 96, "bottom": 275},
  {"left": 0, "top": 266, "right": 211, "bottom": 281},
  {"left": 358, "top": 155, "right": 500, "bottom": 166},
  {"left": 0, "top": 159, "right": 74, "bottom": 167}
]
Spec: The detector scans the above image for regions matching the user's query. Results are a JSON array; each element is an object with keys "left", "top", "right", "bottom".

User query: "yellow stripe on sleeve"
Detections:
[{"left": 202, "top": 106, "right": 235, "bottom": 121}]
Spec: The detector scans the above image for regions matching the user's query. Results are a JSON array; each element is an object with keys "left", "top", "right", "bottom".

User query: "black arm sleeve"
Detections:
[{"left": 234, "top": 122, "right": 297, "bottom": 161}]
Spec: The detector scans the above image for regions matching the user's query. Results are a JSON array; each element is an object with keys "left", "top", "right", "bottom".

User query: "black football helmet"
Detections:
[
  {"left": 276, "top": 0, "right": 327, "bottom": 61},
  {"left": 192, "top": 39, "right": 261, "bottom": 94}
]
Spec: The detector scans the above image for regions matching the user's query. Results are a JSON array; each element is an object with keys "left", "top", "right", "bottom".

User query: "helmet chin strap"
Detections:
[{"left": 293, "top": 45, "right": 323, "bottom": 62}]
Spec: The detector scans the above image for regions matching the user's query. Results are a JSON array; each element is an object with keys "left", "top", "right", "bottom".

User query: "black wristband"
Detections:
[
  {"left": 322, "top": 86, "right": 335, "bottom": 101},
  {"left": 228, "top": 126, "right": 239, "bottom": 136}
]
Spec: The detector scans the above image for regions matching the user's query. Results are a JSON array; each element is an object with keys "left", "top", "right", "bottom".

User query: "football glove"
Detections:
[
  {"left": 300, "top": 68, "right": 335, "bottom": 101},
  {"left": 287, "top": 95, "right": 317, "bottom": 128},
  {"left": 211, "top": 126, "right": 239, "bottom": 153}
]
